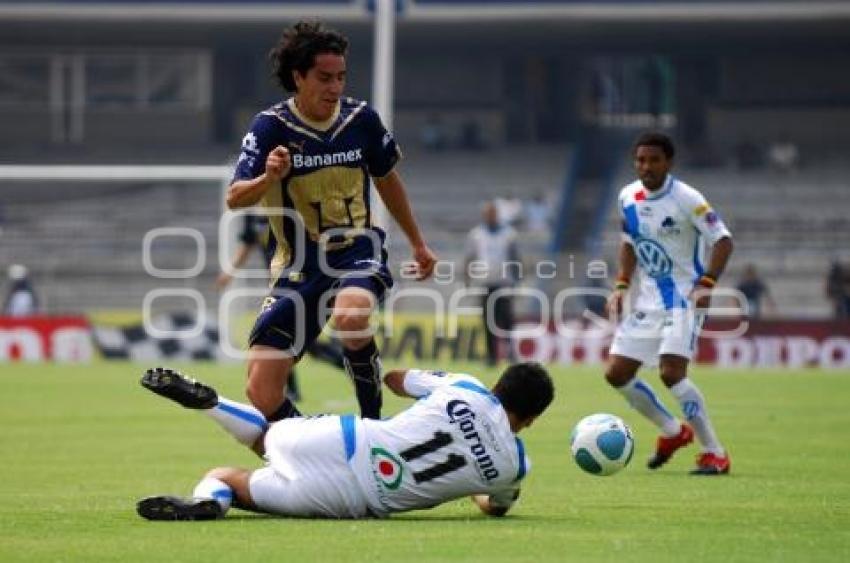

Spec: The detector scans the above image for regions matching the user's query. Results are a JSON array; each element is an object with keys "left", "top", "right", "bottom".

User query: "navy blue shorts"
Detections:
[{"left": 249, "top": 237, "right": 393, "bottom": 355}]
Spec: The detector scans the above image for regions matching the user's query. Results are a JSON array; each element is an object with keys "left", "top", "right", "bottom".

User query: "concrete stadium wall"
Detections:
[{"left": 707, "top": 107, "right": 850, "bottom": 152}]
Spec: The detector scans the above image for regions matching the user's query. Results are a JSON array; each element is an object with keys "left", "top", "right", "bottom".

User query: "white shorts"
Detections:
[
  {"left": 249, "top": 416, "right": 372, "bottom": 519},
  {"left": 609, "top": 309, "right": 704, "bottom": 366}
]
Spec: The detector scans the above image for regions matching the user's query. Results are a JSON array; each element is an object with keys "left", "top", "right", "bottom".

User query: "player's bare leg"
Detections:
[
  {"left": 334, "top": 287, "right": 383, "bottom": 419},
  {"left": 245, "top": 346, "right": 301, "bottom": 422},
  {"left": 660, "top": 354, "right": 729, "bottom": 474},
  {"left": 140, "top": 367, "right": 268, "bottom": 455},
  {"left": 605, "top": 354, "right": 690, "bottom": 468},
  {"left": 205, "top": 467, "right": 257, "bottom": 510},
  {"left": 604, "top": 354, "right": 642, "bottom": 388},
  {"left": 606, "top": 354, "right": 680, "bottom": 434}
]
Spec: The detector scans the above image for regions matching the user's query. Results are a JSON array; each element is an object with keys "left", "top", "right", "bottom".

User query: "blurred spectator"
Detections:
[
  {"left": 495, "top": 193, "right": 523, "bottom": 228},
  {"left": 524, "top": 193, "right": 551, "bottom": 233},
  {"left": 826, "top": 261, "right": 850, "bottom": 319},
  {"left": 768, "top": 138, "right": 800, "bottom": 173},
  {"left": 582, "top": 277, "right": 608, "bottom": 320},
  {"left": 735, "top": 264, "right": 775, "bottom": 318},
  {"left": 419, "top": 115, "right": 446, "bottom": 152},
  {"left": 465, "top": 201, "right": 520, "bottom": 366},
  {"left": 216, "top": 213, "right": 271, "bottom": 290},
  {"left": 3, "top": 264, "right": 40, "bottom": 317}
]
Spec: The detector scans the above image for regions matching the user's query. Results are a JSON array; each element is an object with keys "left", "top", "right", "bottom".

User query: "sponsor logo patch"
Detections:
[
  {"left": 660, "top": 216, "right": 681, "bottom": 236},
  {"left": 371, "top": 447, "right": 404, "bottom": 490},
  {"left": 635, "top": 239, "right": 673, "bottom": 278},
  {"left": 241, "top": 132, "right": 259, "bottom": 154},
  {"left": 292, "top": 149, "right": 363, "bottom": 169}
]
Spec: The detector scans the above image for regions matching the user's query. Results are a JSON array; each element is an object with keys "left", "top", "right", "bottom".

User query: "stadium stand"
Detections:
[
  {"left": 0, "top": 180, "right": 224, "bottom": 312},
  {"left": 2, "top": 146, "right": 846, "bottom": 319}
]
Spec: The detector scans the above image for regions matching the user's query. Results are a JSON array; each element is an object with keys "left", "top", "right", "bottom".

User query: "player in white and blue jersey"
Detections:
[
  {"left": 605, "top": 132, "right": 733, "bottom": 475},
  {"left": 135, "top": 363, "right": 554, "bottom": 520},
  {"left": 217, "top": 22, "right": 436, "bottom": 429}
]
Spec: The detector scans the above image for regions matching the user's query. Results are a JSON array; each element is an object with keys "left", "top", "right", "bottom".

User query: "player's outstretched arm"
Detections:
[
  {"left": 373, "top": 171, "right": 437, "bottom": 280},
  {"left": 471, "top": 489, "right": 520, "bottom": 517},
  {"left": 383, "top": 369, "right": 414, "bottom": 398}
]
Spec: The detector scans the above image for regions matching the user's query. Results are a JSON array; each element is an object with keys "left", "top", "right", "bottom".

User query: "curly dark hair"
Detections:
[
  {"left": 492, "top": 362, "right": 555, "bottom": 420},
  {"left": 268, "top": 21, "right": 349, "bottom": 93},
  {"left": 633, "top": 131, "right": 675, "bottom": 159}
]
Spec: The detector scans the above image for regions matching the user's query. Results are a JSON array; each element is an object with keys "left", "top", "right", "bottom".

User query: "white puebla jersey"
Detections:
[
  {"left": 347, "top": 370, "right": 528, "bottom": 516},
  {"left": 618, "top": 175, "right": 731, "bottom": 311},
  {"left": 465, "top": 224, "right": 519, "bottom": 287}
]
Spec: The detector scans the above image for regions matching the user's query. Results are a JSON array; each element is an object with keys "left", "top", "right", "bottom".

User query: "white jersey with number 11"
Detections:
[{"left": 349, "top": 370, "right": 528, "bottom": 516}]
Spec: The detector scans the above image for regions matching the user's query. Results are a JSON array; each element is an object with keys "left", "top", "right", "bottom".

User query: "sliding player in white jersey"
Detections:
[
  {"left": 136, "top": 363, "right": 554, "bottom": 520},
  {"left": 605, "top": 132, "right": 734, "bottom": 475}
]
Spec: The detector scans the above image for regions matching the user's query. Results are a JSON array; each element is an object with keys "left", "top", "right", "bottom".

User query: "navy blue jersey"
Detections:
[{"left": 232, "top": 97, "right": 401, "bottom": 283}]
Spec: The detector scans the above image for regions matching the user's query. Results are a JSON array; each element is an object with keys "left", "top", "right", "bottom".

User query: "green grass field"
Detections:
[{"left": 2, "top": 360, "right": 849, "bottom": 562}]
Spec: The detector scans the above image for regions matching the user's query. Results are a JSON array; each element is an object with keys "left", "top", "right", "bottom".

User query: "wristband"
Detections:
[
  {"left": 698, "top": 274, "right": 717, "bottom": 288},
  {"left": 614, "top": 277, "right": 630, "bottom": 291}
]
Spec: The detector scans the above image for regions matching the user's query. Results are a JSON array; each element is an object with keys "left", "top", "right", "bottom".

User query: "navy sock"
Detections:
[
  {"left": 266, "top": 398, "right": 302, "bottom": 422},
  {"left": 343, "top": 339, "right": 383, "bottom": 419},
  {"left": 308, "top": 339, "right": 346, "bottom": 370}
]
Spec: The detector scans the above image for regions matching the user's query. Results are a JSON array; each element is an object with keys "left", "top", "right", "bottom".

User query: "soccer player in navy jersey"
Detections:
[
  {"left": 144, "top": 21, "right": 436, "bottom": 440},
  {"left": 216, "top": 212, "right": 349, "bottom": 403}
]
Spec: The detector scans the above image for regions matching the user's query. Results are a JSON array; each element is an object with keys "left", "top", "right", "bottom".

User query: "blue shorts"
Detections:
[{"left": 249, "top": 236, "right": 393, "bottom": 355}]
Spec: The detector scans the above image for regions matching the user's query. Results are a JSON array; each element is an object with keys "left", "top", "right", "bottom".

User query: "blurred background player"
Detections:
[
  {"left": 464, "top": 201, "right": 521, "bottom": 366},
  {"left": 217, "top": 211, "right": 347, "bottom": 403},
  {"left": 136, "top": 362, "right": 554, "bottom": 520},
  {"left": 217, "top": 21, "right": 436, "bottom": 424},
  {"left": 2, "top": 264, "right": 40, "bottom": 317},
  {"left": 605, "top": 132, "right": 734, "bottom": 475},
  {"left": 735, "top": 263, "right": 775, "bottom": 319},
  {"left": 825, "top": 261, "right": 850, "bottom": 320}
]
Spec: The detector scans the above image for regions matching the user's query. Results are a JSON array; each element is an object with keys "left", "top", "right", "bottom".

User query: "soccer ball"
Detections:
[{"left": 570, "top": 413, "right": 634, "bottom": 476}]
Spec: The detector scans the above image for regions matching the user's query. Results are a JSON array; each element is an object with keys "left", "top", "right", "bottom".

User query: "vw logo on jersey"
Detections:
[{"left": 635, "top": 239, "right": 673, "bottom": 278}]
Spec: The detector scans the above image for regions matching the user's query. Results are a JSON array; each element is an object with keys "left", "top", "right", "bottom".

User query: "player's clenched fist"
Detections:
[{"left": 265, "top": 146, "right": 291, "bottom": 181}]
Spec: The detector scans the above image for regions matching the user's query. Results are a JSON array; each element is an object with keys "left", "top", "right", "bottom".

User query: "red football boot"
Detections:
[
  {"left": 691, "top": 452, "right": 731, "bottom": 475},
  {"left": 647, "top": 423, "right": 694, "bottom": 469}
]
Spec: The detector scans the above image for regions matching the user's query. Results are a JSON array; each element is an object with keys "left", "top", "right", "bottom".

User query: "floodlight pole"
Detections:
[{"left": 371, "top": 0, "right": 395, "bottom": 230}]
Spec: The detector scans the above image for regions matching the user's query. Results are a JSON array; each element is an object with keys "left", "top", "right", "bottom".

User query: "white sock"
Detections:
[
  {"left": 192, "top": 477, "right": 232, "bottom": 513},
  {"left": 669, "top": 378, "right": 724, "bottom": 455},
  {"left": 204, "top": 396, "right": 268, "bottom": 446},
  {"left": 617, "top": 377, "right": 681, "bottom": 437}
]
